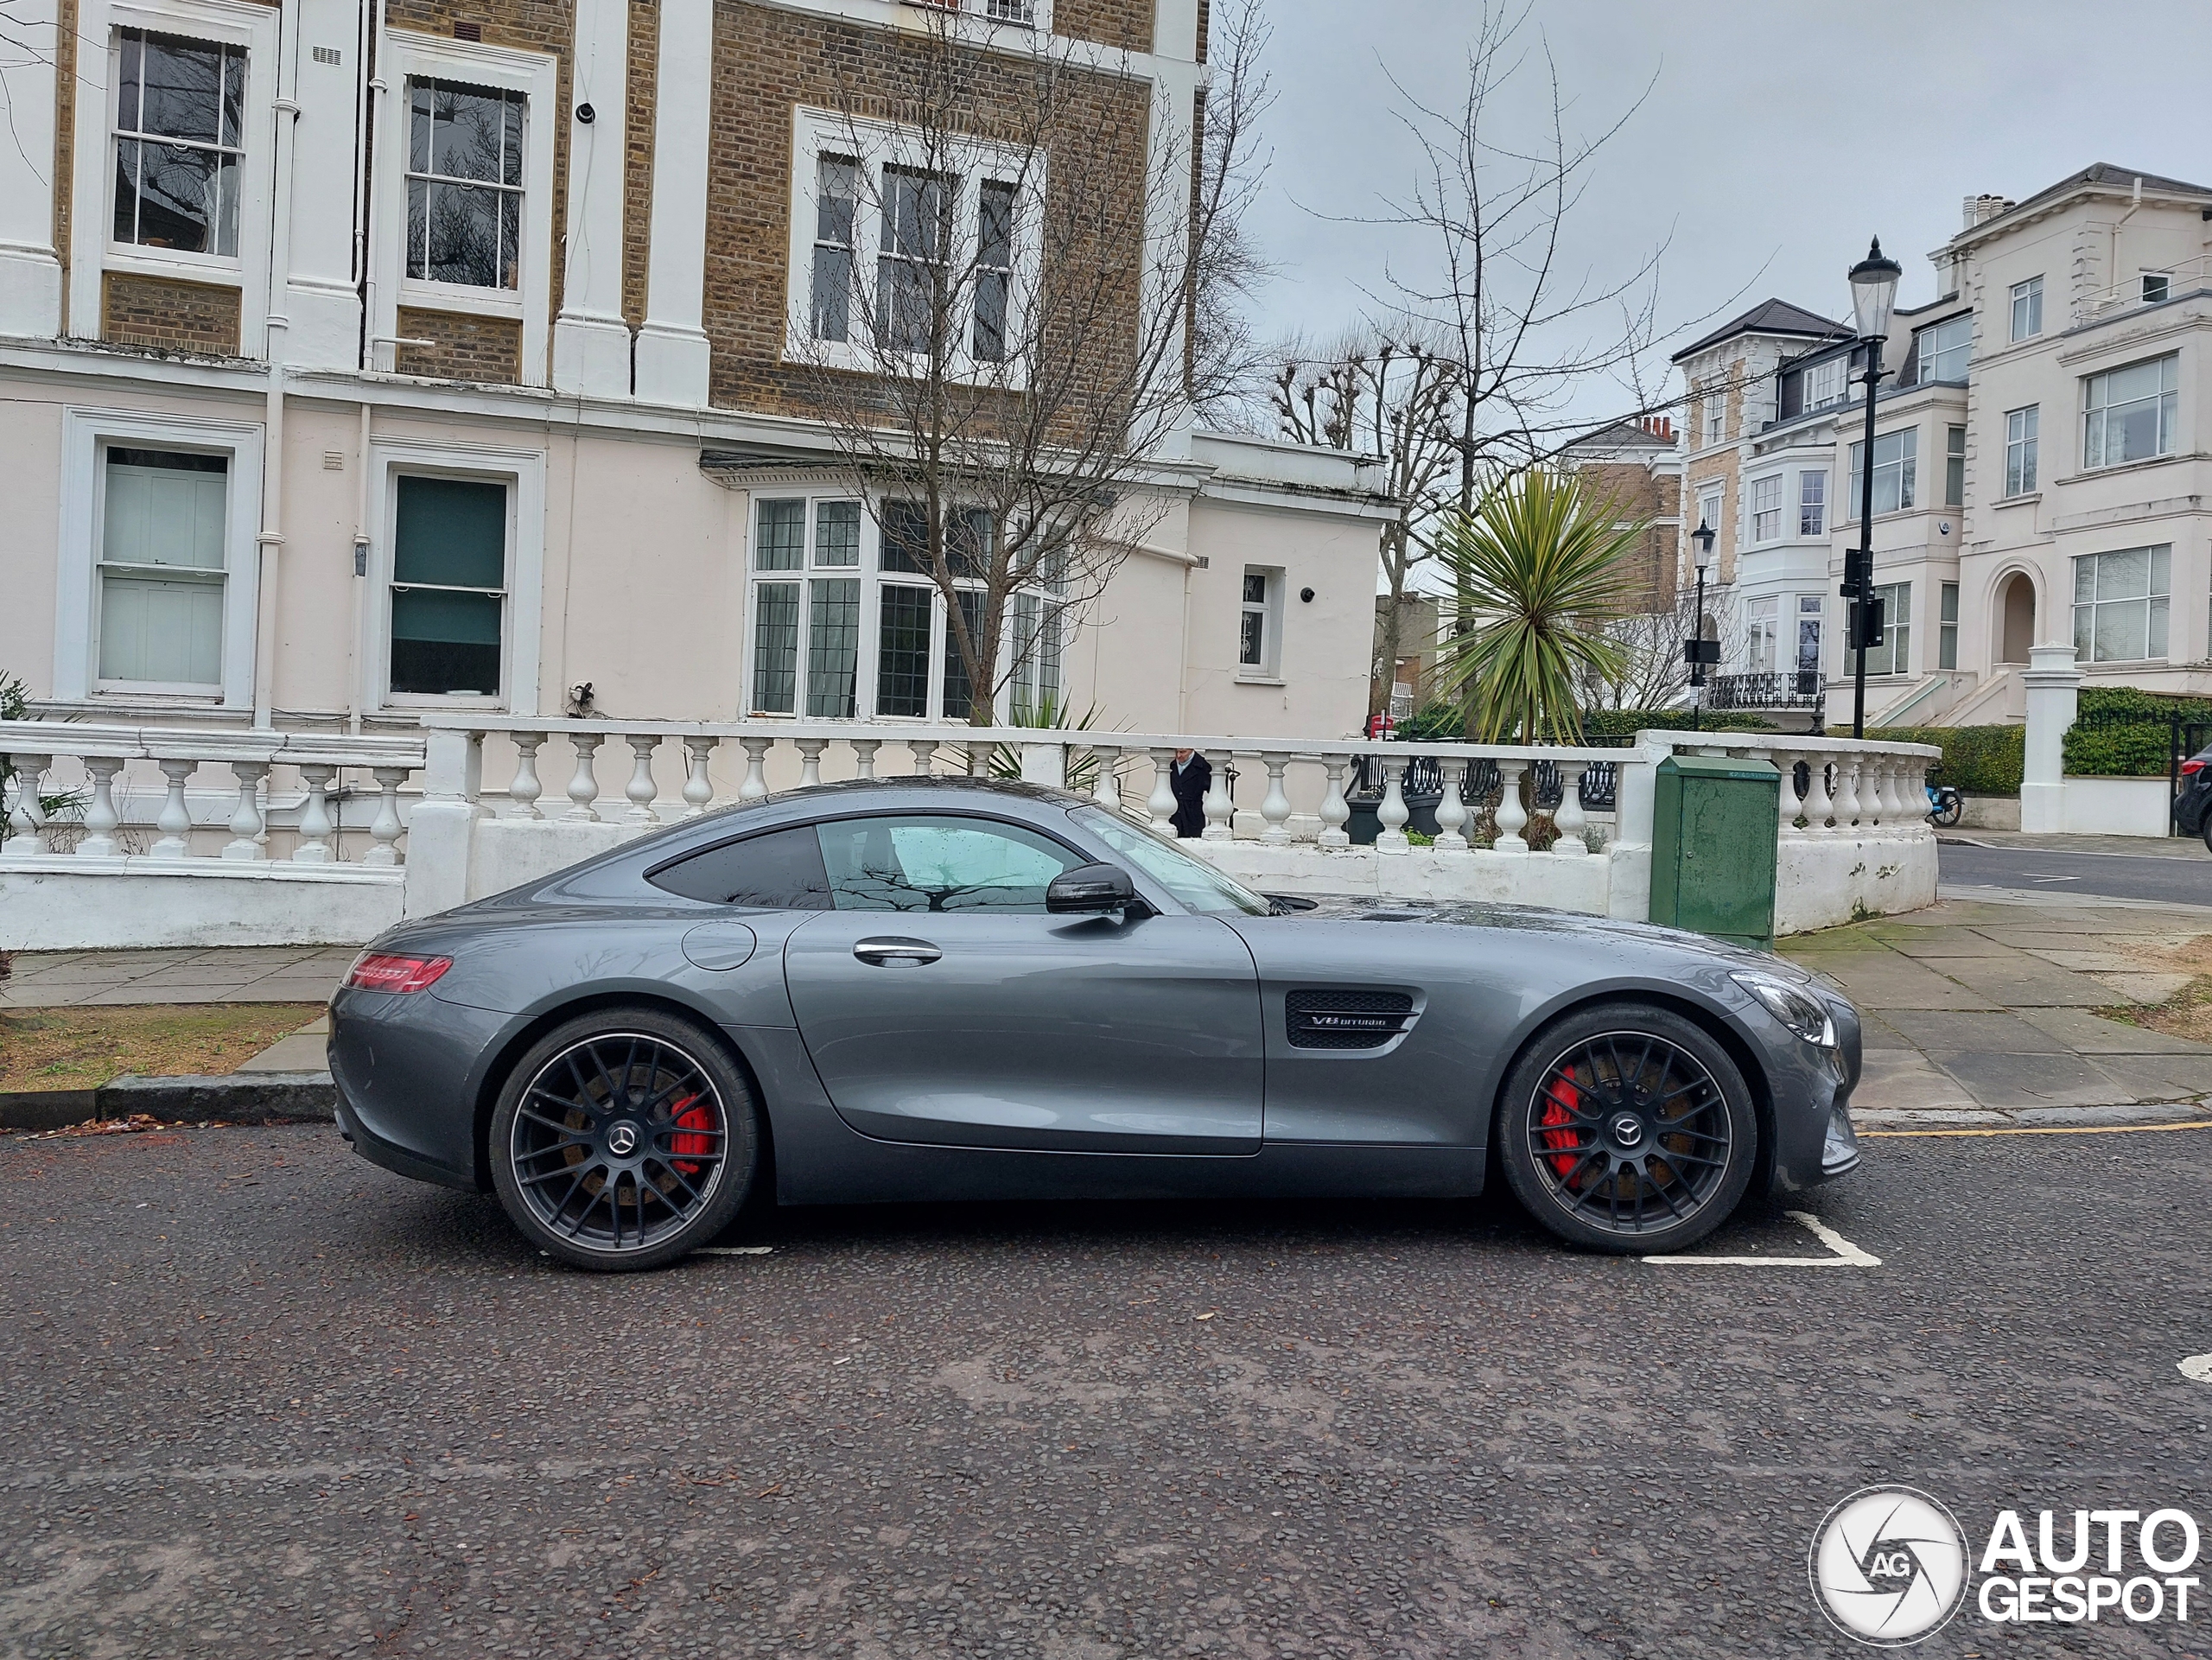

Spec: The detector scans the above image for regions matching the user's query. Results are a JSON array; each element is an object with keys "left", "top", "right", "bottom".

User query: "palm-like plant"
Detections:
[{"left": 1429, "top": 469, "right": 1643, "bottom": 744}]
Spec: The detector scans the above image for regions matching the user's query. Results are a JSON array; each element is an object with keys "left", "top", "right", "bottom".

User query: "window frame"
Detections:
[
  {"left": 1846, "top": 428, "right": 1917, "bottom": 520},
  {"left": 1797, "top": 469, "right": 1826, "bottom": 537},
  {"left": 2071, "top": 545, "right": 2171, "bottom": 665},
  {"left": 1911, "top": 313, "right": 1972, "bottom": 385},
  {"left": 2009, "top": 276, "right": 2043, "bottom": 342},
  {"left": 69, "top": 0, "right": 278, "bottom": 340},
  {"left": 2004, "top": 404, "right": 2038, "bottom": 496},
  {"left": 1855, "top": 580, "right": 1911, "bottom": 677},
  {"left": 1237, "top": 564, "right": 1285, "bottom": 681},
  {"left": 1938, "top": 582, "right": 1959, "bottom": 671},
  {"left": 1748, "top": 473, "right": 1783, "bottom": 544},
  {"left": 368, "top": 29, "right": 556, "bottom": 382},
  {"left": 785, "top": 107, "right": 1044, "bottom": 388},
  {"left": 109, "top": 25, "right": 247, "bottom": 262},
  {"left": 364, "top": 436, "right": 546, "bottom": 716},
  {"left": 53, "top": 406, "right": 264, "bottom": 708},
  {"left": 741, "top": 491, "right": 1059, "bottom": 724},
  {"left": 1944, "top": 424, "right": 1965, "bottom": 508},
  {"left": 2082, "top": 352, "right": 2179, "bottom": 471},
  {"left": 400, "top": 76, "right": 528, "bottom": 294}
]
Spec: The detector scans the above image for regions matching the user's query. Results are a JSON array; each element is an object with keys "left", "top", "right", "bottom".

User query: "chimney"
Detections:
[
  {"left": 1640, "top": 414, "right": 1675, "bottom": 444},
  {"left": 1962, "top": 194, "right": 2014, "bottom": 229}
]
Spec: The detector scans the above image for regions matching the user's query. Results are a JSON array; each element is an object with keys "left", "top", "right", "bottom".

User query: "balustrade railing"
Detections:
[{"left": 0, "top": 722, "right": 426, "bottom": 869}]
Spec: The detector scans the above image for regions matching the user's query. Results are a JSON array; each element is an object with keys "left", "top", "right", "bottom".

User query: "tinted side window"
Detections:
[
  {"left": 814, "top": 815, "right": 1083, "bottom": 913},
  {"left": 646, "top": 826, "right": 833, "bottom": 908}
]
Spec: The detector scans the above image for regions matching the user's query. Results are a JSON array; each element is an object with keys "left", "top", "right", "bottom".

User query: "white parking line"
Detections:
[
  {"left": 2181, "top": 1354, "right": 2212, "bottom": 1383},
  {"left": 1642, "top": 1210, "right": 1881, "bottom": 1268},
  {"left": 697, "top": 1245, "right": 774, "bottom": 1256}
]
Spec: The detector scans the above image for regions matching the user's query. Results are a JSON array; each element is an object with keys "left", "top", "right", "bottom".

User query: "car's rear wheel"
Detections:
[
  {"left": 1496, "top": 1002, "right": 1758, "bottom": 1255},
  {"left": 488, "top": 1007, "right": 759, "bottom": 1271}
]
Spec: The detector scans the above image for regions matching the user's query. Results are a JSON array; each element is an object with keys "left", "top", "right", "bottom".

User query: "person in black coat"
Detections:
[{"left": 1169, "top": 747, "right": 1211, "bottom": 838}]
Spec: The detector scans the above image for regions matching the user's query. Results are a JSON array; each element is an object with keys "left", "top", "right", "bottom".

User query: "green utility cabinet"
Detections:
[{"left": 1648, "top": 754, "right": 1780, "bottom": 949}]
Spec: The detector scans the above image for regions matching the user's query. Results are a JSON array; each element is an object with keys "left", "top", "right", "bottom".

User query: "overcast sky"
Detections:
[{"left": 1234, "top": 0, "right": 2212, "bottom": 429}]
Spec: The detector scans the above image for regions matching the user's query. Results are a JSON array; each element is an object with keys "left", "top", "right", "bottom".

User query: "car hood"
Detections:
[{"left": 1268, "top": 895, "right": 1815, "bottom": 983}]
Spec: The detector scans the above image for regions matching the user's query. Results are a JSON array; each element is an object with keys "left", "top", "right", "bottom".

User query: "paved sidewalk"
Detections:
[
  {"left": 1780, "top": 894, "right": 2212, "bottom": 1125},
  {"left": 0, "top": 945, "right": 356, "bottom": 1008}
]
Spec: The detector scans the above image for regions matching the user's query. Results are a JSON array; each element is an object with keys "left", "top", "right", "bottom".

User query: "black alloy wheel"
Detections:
[
  {"left": 1497, "top": 1002, "right": 1757, "bottom": 1254},
  {"left": 488, "top": 1007, "right": 760, "bottom": 1271}
]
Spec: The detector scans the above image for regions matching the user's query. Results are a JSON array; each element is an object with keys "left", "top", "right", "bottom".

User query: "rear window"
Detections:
[{"left": 645, "top": 826, "right": 833, "bottom": 908}]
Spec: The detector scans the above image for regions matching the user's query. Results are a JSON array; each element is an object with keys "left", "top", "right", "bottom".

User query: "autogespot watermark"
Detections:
[{"left": 1808, "top": 1485, "right": 2203, "bottom": 1644}]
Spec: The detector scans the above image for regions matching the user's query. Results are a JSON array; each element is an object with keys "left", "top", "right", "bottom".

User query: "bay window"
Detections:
[
  {"left": 1911, "top": 314, "right": 1971, "bottom": 385},
  {"left": 748, "top": 495, "right": 1053, "bottom": 722},
  {"left": 1749, "top": 474, "right": 1782, "bottom": 543},
  {"left": 1798, "top": 470, "right": 1825, "bottom": 537}
]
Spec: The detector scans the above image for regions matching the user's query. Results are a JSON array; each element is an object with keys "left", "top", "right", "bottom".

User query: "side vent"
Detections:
[{"left": 1286, "top": 989, "right": 1415, "bottom": 1050}]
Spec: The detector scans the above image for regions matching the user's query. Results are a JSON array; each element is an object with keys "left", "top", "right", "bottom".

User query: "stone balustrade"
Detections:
[{"left": 0, "top": 714, "right": 1941, "bottom": 950}]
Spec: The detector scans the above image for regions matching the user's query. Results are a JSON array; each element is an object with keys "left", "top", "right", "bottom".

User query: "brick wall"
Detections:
[
  {"left": 1054, "top": 0, "right": 1153, "bottom": 54},
  {"left": 1576, "top": 459, "right": 1680, "bottom": 612},
  {"left": 396, "top": 306, "right": 524, "bottom": 381},
  {"left": 621, "top": 0, "right": 658, "bottom": 328},
  {"left": 101, "top": 273, "right": 243, "bottom": 355},
  {"left": 385, "top": 0, "right": 575, "bottom": 371},
  {"left": 704, "top": 2, "right": 1151, "bottom": 422}
]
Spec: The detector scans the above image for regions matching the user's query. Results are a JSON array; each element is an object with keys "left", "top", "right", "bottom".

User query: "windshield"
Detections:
[{"left": 1068, "top": 805, "right": 1272, "bottom": 917}]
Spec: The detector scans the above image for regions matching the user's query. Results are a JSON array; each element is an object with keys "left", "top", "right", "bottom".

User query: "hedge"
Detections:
[
  {"left": 2063, "top": 688, "right": 2212, "bottom": 778},
  {"left": 1875, "top": 725, "right": 2024, "bottom": 796}
]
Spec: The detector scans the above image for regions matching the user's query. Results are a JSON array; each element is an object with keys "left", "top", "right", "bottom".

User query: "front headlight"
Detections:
[{"left": 1731, "top": 970, "right": 1836, "bottom": 1048}]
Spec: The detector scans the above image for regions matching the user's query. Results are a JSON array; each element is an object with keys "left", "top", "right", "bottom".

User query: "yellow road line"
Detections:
[{"left": 1863, "top": 1119, "right": 2212, "bottom": 1139}]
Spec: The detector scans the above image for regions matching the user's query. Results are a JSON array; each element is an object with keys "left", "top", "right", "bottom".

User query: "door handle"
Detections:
[{"left": 853, "top": 937, "right": 942, "bottom": 967}]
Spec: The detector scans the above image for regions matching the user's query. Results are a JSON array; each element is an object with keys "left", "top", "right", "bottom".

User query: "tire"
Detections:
[
  {"left": 488, "top": 1007, "right": 760, "bottom": 1272},
  {"left": 1932, "top": 792, "right": 1962, "bottom": 829},
  {"left": 1496, "top": 1002, "right": 1758, "bottom": 1256},
  {"left": 2202, "top": 820, "right": 2212, "bottom": 855}
]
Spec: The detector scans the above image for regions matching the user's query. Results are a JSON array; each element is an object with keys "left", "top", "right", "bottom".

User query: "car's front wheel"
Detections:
[
  {"left": 1496, "top": 1002, "right": 1758, "bottom": 1255},
  {"left": 488, "top": 1007, "right": 760, "bottom": 1271}
]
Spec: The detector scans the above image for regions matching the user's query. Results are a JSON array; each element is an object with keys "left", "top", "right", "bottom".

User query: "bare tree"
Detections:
[
  {"left": 782, "top": 3, "right": 1267, "bottom": 726},
  {"left": 1185, "top": 0, "right": 1276, "bottom": 426},
  {"left": 1576, "top": 592, "right": 1694, "bottom": 712},
  {"left": 1274, "top": 328, "right": 1463, "bottom": 720}
]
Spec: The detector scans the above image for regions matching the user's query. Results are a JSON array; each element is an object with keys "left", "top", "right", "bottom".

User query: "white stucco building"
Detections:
[
  {"left": 0, "top": 0, "right": 1392, "bottom": 764},
  {"left": 1674, "top": 163, "right": 2212, "bottom": 727}
]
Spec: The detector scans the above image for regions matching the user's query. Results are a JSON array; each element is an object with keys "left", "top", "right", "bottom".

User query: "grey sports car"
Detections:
[{"left": 329, "top": 778, "right": 1863, "bottom": 1269}]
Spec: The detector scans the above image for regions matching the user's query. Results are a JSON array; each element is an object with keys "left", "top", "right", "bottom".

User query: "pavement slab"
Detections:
[
  {"left": 1802, "top": 954, "right": 1999, "bottom": 1010},
  {"left": 1923, "top": 1049, "right": 2138, "bottom": 1110},
  {"left": 2083, "top": 1052, "right": 2212, "bottom": 1102},
  {"left": 2089, "top": 970, "right": 2198, "bottom": 1004},
  {"left": 1875, "top": 1009, "right": 2074, "bottom": 1053},
  {"left": 1926, "top": 956, "right": 2126, "bottom": 1008},
  {"left": 2013, "top": 1005, "right": 2212, "bottom": 1054},
  {"left": 1850, "top": 1049, "right": 1980, "bottom": 1113}
]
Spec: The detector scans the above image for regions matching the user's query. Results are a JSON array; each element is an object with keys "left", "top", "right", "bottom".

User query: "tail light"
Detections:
[
  {"left": 2183, "top": 758, "right": 2205, "bottom": 777},
  {"left": 344, "top": 952, "right": 452, "bottom": 994}
]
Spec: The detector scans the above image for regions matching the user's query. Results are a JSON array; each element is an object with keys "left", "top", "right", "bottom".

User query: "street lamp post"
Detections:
[
  {"left": 1685, "top": 518, "right": 1719, "bottom": 731},
  {"left": 1844, "top": 238, "right": 1903, "bottom": 740}
]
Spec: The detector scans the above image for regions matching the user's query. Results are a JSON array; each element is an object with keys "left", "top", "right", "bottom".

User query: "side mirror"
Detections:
[{"left": 1046, "top": 862, "right": 1140, "bottom": 914}]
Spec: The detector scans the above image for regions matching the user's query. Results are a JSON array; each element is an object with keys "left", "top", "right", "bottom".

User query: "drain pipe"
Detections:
[
  {"left": 347, "top": 400, "right": 371, "bottom": 734},
  {"left": 253, "top": 0, "right": 302, "bottom": 730}
]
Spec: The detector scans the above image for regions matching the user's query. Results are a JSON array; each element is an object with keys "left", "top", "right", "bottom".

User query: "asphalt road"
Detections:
[
  {"left": 1941, "top": 838, "right": 2212, "bottom": 907},
  {"left": 3, "top": 1122, "right": 2209, "bottom": 1659}
]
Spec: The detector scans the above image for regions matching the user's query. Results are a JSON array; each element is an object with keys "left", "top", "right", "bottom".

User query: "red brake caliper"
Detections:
[
  {"left": 670, "top": 1093, "right": 713, "bottom": 1176},
  {"left": 1539, "top": 1072, "right": 1582, "bottom": 1182}
]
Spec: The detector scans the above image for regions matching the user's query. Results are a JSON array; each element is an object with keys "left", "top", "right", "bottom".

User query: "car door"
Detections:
[{"left": 782, "top": 811, "right": 1263, "bottom": 1154}]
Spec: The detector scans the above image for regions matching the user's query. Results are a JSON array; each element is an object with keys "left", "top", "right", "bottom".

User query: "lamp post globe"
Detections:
[{"left": 1847, "top": 239, "right": 1903, "bottom": 344}]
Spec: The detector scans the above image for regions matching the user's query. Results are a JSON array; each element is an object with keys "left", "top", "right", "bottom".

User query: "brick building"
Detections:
[
  {"left": 1560, "top": 414, "right": 1684, "bottom": 613},
  {"left": 0, "top": 0, "right": 1392, "bottom": 744}
]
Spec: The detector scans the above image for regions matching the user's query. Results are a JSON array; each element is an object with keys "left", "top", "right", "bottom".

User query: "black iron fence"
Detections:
[{"left": 1708, "top": 670, "right": 1823, "bottom": 710}]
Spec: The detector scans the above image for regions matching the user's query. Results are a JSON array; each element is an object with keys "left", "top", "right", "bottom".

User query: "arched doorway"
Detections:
[{"left": 1999, "top": 572, "right": 2036, "bottom": 664}]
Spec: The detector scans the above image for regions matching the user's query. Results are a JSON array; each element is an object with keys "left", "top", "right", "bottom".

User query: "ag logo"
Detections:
[{"left": 1808, "top": 1485, "right": 1970, "bottom": 1645}]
